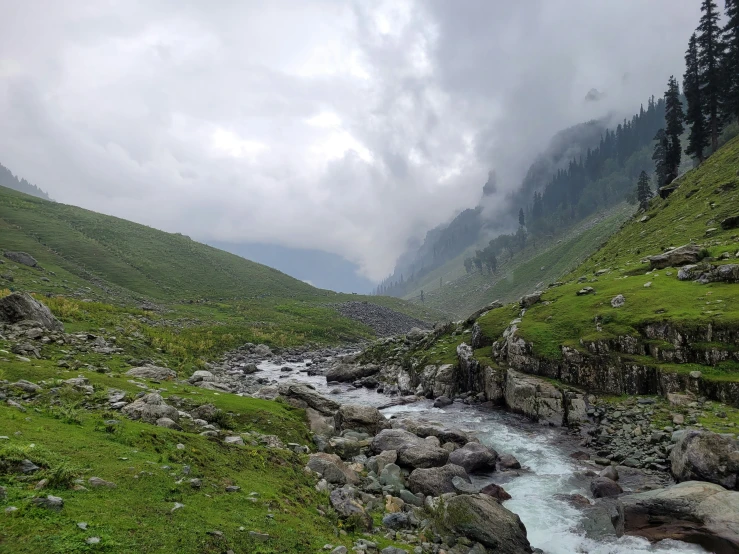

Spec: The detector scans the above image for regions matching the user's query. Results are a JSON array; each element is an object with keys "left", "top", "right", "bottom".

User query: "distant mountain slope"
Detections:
[
  {"left": 0, "top": 161, "right": 51, "bottom": 200},
  {"left": 0, "top": 185, "right": 446, "bottom": 325}
]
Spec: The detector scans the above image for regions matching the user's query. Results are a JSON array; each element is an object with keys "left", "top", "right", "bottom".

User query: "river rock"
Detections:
[
  {"left": 329, "top": 485, "right": 372, "bottom": 530},
  {"left": 395, "top": 419, "right": 474, "bottom": 446},
  {"left": 188, "top": 370, "right": 214, "bottom": 383},
  {"left": 407, "top": 464, "right": 470, "bottom": 496},
  {"left": 615, "top": 480, "right": 739, "bottom": 552},
  {"left": 481, "top": 483, "right": 512, "bottom": 501},
  {"left": 438, "top": 494, "right": 532, "bottom": 554},
  {"left": 367, "top": 450, "right": 397, "bottom": 475},
  {"left": 3, "top": 251, "right": 37, "bottom": 267},
  {"left": 397, "top": 443, "right": 449, "bottom": 469},
  {"left": 334, "top": 404, "right": 389, "bottom": 435},
  {"left": 370, "top": 428, "right": 424, "bottom": 454},
  {"left": 599, "top": 466, "right": 619, "bottom": 481},
  {"left": 498, "top": 453, "right": 521, "bottom": 470},
  {"left": 305, "top": 407, "right": 335, "bottom": 437},
  {"left": 121, "top": 393, "right": 179, "bottom": 424},
  {"left": 126, "top": 365, "right": 177, "bottom": 381},
  {"left": 448, "top": 442, "right": 498, "bottom": 473},
  {"left": 590, "top": 477, "right": 623, "bottom": 498},
  {"left": 647, "top": 244, "right": 703, "bottom": 269},
  {"left": 0, "top": 292, "right": 63, "bottom": 331},
  {"left": 379, "top": 463, "right": 405, "bottom": 491},
  {"left": 277, "top": 382, "right": 340, "bottom": 416},
  {"left": 307, "top": 453, "right": 359, "bottom": 485},
  {"left": 670, "top": 430, "right": 739, "bottom": 489},
  {"left": 325, "top": 363, "right": 379, "bottom": 383},
  {"left": 433, "top": 396, "right": 453, "bottom": 408}
]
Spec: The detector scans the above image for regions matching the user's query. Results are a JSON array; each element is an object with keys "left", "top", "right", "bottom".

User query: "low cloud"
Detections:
[{"left": 0, "top": 0, "right": 700, "bottom": 281}]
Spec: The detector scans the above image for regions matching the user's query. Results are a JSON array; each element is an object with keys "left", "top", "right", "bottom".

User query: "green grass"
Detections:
[{"left": 512, "top": 136, "right": 739, "bottom": 373}]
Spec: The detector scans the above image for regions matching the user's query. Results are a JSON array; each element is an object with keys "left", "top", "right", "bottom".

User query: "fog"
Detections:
[{"left": 0, "top": 0, "right": 700, "bottom": 282}]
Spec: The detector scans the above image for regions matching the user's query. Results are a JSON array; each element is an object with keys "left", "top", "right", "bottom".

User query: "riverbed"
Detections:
[{"left": 258, "top": 358, "right": 707, "bottom": 553}]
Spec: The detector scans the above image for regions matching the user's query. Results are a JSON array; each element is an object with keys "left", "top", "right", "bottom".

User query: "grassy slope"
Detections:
[
  {"left": 510, "top": 136, "right": 739, "bottom": 379},
  {"left": 0, "top": 186, "right": 447, "bottom": 354},
  {"left": 0, "top": 352, "right": 410, "bottom": 553},
  {"left": 400, "top": 204, "right": 633, "bottom": 319}
]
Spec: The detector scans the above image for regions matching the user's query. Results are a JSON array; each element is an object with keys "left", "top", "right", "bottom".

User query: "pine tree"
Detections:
[
  {"left": 723, "top": 0, "right": 739, "bottom": 122},
  {"left": 636, "top": 170, "right": 653, "bottom": 211},
  {"left": 663, "top": 76, "right": 684, "bottom": 183},
  {"left": 652, "top": 129, "right": 668, "bottom": 189},
  {"left": 518, "top": 208, "right": 525, "bottom": 227},
  {"left": 684, "top": 33, "right": 709, "bottom": 162},
  {"left": 698, "top": 0, "right": 724, "bottom": 152}
]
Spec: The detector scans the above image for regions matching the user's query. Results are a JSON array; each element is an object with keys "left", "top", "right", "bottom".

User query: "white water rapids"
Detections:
[{"left": 259, "top": 359, "right": 707, "bottom": 554}]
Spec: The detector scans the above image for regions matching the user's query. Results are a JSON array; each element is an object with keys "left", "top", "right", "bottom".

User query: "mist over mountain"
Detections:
[{"left": 0, "top": 161, "right": 51, "bottom": 200}]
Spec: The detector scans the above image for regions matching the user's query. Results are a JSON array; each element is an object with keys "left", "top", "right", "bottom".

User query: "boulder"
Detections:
[
  {"left": 610, "top": 294, "right": 625, "bottom": 308},
  {"left": 3, "top": 251, "right": 37, "bottom": 267},
  {"left": 121, "top": 393, "right": 179, "bottom": 424},
  {"left": 599, "top": 465, "right": 619, "bottom": 481},
  {"left": 277, "top": 382, "right": 340, "bottom": 416},
  {"left": 481, "top": 483, "right": 512, "bottom": 502},
  {"left": 395, "top": 420, "right": 474, "bottom": 446},
  {"left": 370, "top": 428, "right": 424, "bottom": 454},
  {"left": 433, "top": 396, "right": 453, "bottom": 408},
  {"left": 305, "top": 407, "right": 335, "bottom": 437},
  {"left": 519, "top": 291, "right": 543, "bottom": 309},
  {"left": 721, "top": 215, "right": 739, "bottom": 230},
  {"left": 0, "top": 292, "right": 63, "bottom": 331},
  {"left": 334, "top": 404, "right": 389, "bottom": 435},
  {"left": 307, "top": 453, "right": 359, "bottom": 485},
  {"left": 448, "top": 442, "right": 498, "bottom": 474},
  {"left": 329, "top": 485, "right": 372, "bottom": 530},
  {"left": 189, "top": 403, "right": 221, "bottom": 423},
  {"left": 156, "top": 417, "right": 181, "bottom": 430},
  {"left": 126, "top": 365, "right": 177, "bottom": 381},
  {"left": 670, "top": 430, "right": 739, "bottom": 489},
  {"left": 31, "top": 495, "right": 63, "bottom": 511},
  {"left": 396, "top": 444, "right": 449, "bottom": 469},
  {"left": 577, "top": 287, "right": 595, "bottom": 296},
  {"left": 590, "top": 477, "right": 623, "bottom": 498},
  {"left": 367, "top": 450, "right": 397, "bottom": 475},
  {"left": 188, "top": 370, "right": 214, "bottom": 383},
  {"left": 647, "top": 244, "right": 704, "bottom": 269},
  {"left": 438, "top": 494, "right": 532, "bottom": 554},
  {"left": 615, "top": 481, "right": 739, "bottom": 553},
  {"left": 325, "top": 363, "right": 380, "bottom": 383},
  {"left": 498, "top": 453, "right": 521, "bottom": 470},
  {"left": 407, "top": 464, "right": 470, "bottom": 496}
]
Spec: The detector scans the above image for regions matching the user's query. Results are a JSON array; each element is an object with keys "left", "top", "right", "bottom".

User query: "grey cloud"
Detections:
[{"left": 0, "top": 0, "right": 701, "bottom": 281}]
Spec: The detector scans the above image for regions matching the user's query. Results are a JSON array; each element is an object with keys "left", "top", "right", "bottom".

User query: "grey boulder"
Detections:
[
  {"left": 0, "top": 292, "right": 63, "bottom": 331},
  {"left": 670, "top": 430, "right": 739, "bottom": 489},
  {"left": 121, "top": 393, "right": 179, "bottom": 424},
  {"left": 448, "top": 442, "right": 498, "bottom": 473},
  {"left": 407, "top": 464, "right": 470, "bottom": 496},
  {"left": 334, "top": 404, "right": 390, "bottom": 435},
  {"left": 126, "top": 365, "right": 177, "bottom": 381}
]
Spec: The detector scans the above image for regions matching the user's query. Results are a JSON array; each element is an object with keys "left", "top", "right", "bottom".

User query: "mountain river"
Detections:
[{"left": 258, "top": 358, "right": 706, "bottom": 554}]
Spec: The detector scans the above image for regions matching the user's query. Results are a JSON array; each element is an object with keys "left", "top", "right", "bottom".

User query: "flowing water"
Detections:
[{"left": 259, "top": 359, "right": 706, "bottom": 554}]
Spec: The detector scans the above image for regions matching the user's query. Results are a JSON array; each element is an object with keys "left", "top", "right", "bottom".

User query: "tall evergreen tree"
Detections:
[
  {"left": 652, "top": 129, "right": 668, "bottom": 189},
  {"left": 697, "top": 0, "right": 724, "bottom": 152},
  {"left": 684, "top": 33, "right": 709, "bottom": 162},
  {"left": 663, "top": 76, "right": 684, "bottom": 183},
  {"left": 723, "top": 0, "right": 739, "bottom": 122},
  {"left": 636, "top": 171, "right": 653, "bottom": 211},
  {"left": 518, "top": 208, "right": 525, "bottom": 227}
]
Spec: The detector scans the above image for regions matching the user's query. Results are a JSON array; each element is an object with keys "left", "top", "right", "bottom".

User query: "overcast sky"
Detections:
[{"left": 0, "top": 1, "right": 701, "bottom": 281}]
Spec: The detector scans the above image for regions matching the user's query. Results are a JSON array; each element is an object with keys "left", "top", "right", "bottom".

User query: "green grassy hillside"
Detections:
[{"left": 467, "top": 136, "right": 739, "bottom": 386}]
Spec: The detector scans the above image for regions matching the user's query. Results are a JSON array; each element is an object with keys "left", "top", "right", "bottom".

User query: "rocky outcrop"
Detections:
[
  {"left": 647, "top": 244, "right": 704, "bottom": 269},
  {"left": 3, "top": 251, "right": 38, "bottom": 267},
  {"left": 615, "top": 481, "right": 739, "bottom": 553},
  {"left": 503, "top": 370, "right": 587, "bottom": 426},
  {"left": 670, "top": 430, "right": 739, "bottom": 489},
  {"left": 678, "top": 263, "right": 739, "bottom": 284},
  {"left": 0, "top": 292, "right": 63, "bottom": 331},
  {"left": 519, "top": 291, "right": 542, "bottom": 309},
  {"left": 438, "top": 494, "right": 532, "bottom": 554},
  {"left": 333, "top": 301, "right": 430, "bottom": 337}
]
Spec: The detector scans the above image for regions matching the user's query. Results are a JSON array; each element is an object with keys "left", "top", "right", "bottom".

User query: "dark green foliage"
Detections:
[
  {"left": 698, "top": 0, "right": 724, "bottom": 152},
  {"left": 663, "top": 76, "right": 684, "bottom": 183},
  {"left": 652, "top": 129, "right": 669, "bottom": 189},
  {"left": 636, "top": 170, "right": 653, "bottom": 211},
  {"left": 518, "top": 208, "right": 525, "bottom": 227},
  {"left": 685, "top": 33, "right": 709, "bottom": 162},
  {"left": 723, "top": 0, "right": 739, "bottom": 122}
]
